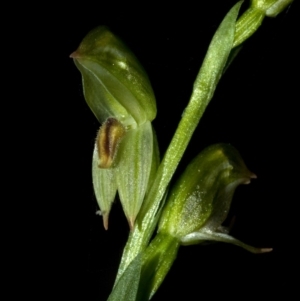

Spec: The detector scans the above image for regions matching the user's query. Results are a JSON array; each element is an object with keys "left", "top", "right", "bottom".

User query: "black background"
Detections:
[{"left": 30, "top": 1, "right": 298, "bottom": 300}]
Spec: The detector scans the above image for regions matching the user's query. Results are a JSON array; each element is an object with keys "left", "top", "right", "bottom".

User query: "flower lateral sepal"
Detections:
[
  {"left": 180, "top": 230, "right": 272, "bottom": 254},
  {"left": 92, "top": 143, "right": 117, "bottom": 230},
  {"left": 115, "top": 121, "right": 155, "bottom": 229}
]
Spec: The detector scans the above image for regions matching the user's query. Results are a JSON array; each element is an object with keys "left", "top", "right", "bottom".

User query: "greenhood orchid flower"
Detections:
[
  {"left": 158, "top": 143, "right": 272, "bottom": 252},
  {"left": 71, "top": 27, "right": 159, "bottom": 229}
]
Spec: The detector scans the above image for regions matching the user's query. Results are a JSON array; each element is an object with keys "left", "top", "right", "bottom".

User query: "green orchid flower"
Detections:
[{"left": 71, "top": 27, "right": 159, "bottom": 229}]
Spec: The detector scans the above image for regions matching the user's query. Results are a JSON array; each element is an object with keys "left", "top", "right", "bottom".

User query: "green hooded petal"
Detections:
[{"left": 71, "top": 26, "right": 156, "bottom": 126}]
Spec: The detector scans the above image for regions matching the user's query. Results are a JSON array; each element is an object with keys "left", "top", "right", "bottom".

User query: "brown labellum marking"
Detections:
[{"left": 96, "top": 118, "right": 126, "bottom": 168}]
